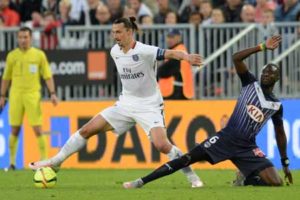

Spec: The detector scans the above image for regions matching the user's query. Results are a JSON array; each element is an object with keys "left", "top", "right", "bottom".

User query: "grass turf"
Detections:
[{"left": 0, "top": 169, "right": 299, "bottom": 200}]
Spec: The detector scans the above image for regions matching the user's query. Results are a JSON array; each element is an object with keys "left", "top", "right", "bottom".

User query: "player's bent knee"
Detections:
[
  {"left": 79, "top": 127, "right": 91, "bottom": 139},
  {"left": 153, "top": 142, "right": 171, "bottom": 154},
  {"left": 260, "top": 168, "right": 283, "bottom": 186},
  {"left": 269, "top": 177, "right": 283, "bottom": 186}
]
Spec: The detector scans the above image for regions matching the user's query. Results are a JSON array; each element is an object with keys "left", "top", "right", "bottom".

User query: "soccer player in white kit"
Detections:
[{"left": 29, "top": 17, "right": 204, "bottom": 187}]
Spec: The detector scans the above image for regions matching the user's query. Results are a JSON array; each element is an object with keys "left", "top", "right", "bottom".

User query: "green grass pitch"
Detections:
[{"left": 0, "top": 169, "right": 299, "bottom": 200}]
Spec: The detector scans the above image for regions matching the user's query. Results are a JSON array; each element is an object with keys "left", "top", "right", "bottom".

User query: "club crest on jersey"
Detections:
[
  {"left": 132, "top": 54, "right": 139, "bottom": 61},
  {"left": 246, "top": 105, "right": 264, "bottom": 123},
  {"left": 252, "top": 148, "right": 265, "bottom": 157}
]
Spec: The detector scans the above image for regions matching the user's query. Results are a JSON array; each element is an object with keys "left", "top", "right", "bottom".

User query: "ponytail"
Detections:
[{"left": 129, "top": 17, "right": 138, "bottom": 32}]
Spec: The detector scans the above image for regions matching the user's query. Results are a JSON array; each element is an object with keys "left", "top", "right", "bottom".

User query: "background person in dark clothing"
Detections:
[{"left": 157, "top": 29, "right": 194, "bottom": 100}]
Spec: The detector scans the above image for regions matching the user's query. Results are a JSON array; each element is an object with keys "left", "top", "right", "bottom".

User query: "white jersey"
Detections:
[{"left": 110, "top": 41, "right": 165, "bottom": 111}]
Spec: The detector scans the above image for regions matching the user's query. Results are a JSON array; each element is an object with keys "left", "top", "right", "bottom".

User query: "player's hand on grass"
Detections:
[
  {"left": 265, "top": 35, "right": 282, "bottom": 50},
  {"left": 283, "top": 166, "right": 293, "bottom": 185}
]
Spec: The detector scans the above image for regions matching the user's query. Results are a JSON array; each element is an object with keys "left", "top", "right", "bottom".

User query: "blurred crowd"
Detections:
[{"left": 1, "top": 0, "right": 300, "bottom": 49}]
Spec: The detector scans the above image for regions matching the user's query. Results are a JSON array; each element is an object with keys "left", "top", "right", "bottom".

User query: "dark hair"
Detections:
[
  {"left": 18, "top": 26, "right": 32, "bottom": 36},
  {"left": 113, "top": 17, "right": 138, "bottom": 32},
  {"left": 139, "top": 14, "right": 150, "bottom": 24},
  {"left": 296, "top": 11, "right": 300, "bottom": 21}
]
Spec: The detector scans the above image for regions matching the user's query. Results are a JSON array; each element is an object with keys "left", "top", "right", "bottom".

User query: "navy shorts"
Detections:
[{"left": 200, "top": 131, "right": 273, "bottom": 177}]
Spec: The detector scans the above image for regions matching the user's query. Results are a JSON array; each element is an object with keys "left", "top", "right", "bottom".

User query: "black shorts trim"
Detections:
[{"left": 247, "top": 162, "right": 274, "bottom": 178}]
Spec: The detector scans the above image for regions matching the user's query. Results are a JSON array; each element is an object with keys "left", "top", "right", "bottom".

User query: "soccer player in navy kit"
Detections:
[{"left": 123, "top": 35, "right": 293, "bottom": 188}]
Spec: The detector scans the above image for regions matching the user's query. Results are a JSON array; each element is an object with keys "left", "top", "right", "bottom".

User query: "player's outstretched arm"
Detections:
[
  {"left": 164, "top": 50, "right": 204, "bottom": 67},
  {"left": 232, "top": 35, "right": 282, "bottom": 74}
]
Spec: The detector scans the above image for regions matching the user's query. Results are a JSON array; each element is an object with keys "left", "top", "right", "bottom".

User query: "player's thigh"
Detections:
[
  {"left": 150, "top": 127, "right": 172, "bottom": 153},
  {"left": 231, "top": 147, "right": 274, "bottom": 178},
  {"left": 100, "top": 105, "right": 135, "bottom": 136},
  {"left": 9, "top": 92, "right": 25, "bottom": 126},
  {"left": 23, "top": 92, "right": 42, "bottom": 126},
  {"left": 133, "top": 108, "right": 166, "bottom": 138},
  {"left": 79, "top": 114, "right": 113, "bottom": 138},
  {"left": 133, "top": 109, "right": 171, "bottom": 152},
  {"left": 259, "top": 166, "right": 283, "bottom": 186},
  {"left": 200, "top": 132, "right": 233, "bottom": 164}
]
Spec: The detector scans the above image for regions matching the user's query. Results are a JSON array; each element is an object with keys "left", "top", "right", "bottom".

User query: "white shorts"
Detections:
[{"left": 100, "top": 104, "right": 165, "bottom": 137}]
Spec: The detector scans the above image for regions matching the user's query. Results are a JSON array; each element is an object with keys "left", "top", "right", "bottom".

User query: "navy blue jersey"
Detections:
[{"left": 224, "top": 71, "right": 283, "bottom": 141}]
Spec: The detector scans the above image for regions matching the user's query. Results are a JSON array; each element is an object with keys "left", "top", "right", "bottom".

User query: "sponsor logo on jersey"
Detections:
[
  {"left": 119, "top": 72, "right": 144, "bottom": 79},
  {"left": 132, "top": 54, "right": 139, "bottom": 61},
  {"left": 246, "top": 105, "right": 264, "bottom": 123}
]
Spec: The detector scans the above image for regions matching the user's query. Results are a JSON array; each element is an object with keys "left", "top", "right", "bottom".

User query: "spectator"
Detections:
[
  {"left": 255, "top": 0, "right": 276, "bottom": 23},
  {"left": 275, "top": 0, "right": 300, "bottom": 21},
  {"left": 57, "top": 0, "right": 75, "bottom": 26},
  {"left": 158, "top": 29, "right": 195, "bottom": 100},
  {"left": 189, "top": 11, "right": 203, "bottom": 55},
  {"left": 178, "top": 0, "right": 202, "bottom": 23},
  {"left": 138, "top": 14, "right": 157, "bottom": 45},
  {"left": 200, "top": 0, "right": 213, "bottom": 25},
  {"left": 211, "top": 8, "right": 225, "bottom": 24},
  {"left": 211, "top": 0, "right": 226, "bottom": 8},
  {"left": 87, "top": 0, "right": 103, "bottom": 25},
  {"left": 123, "top": 5, "right": 137, "bottom": 18},
  {"left": 262, "top": 9, "right": 276, "bottom": 27},
  {"left": 58, "top": 0, "right": 89, "bottom": 49},
  {"left": 240, "top": 4, "right": 255, "bottom": 23},
  {"left": 165, "top": 10, "right": 177, "bottom": 24},
  {"left": 128, "top": 0, "right": 153, "bottom": 18},
  {"left": 95, "top": 3, "right": 111, "bottom": 25},
  {"left": 0, "top": 0, "right": 20, "bottom": 26},
  {"left": 259, "top": 9, "right": 277, "bottom": 40},
  {"left": 206, "top": 8, "right": 226, "bottom": 96},
  {"left": 189, "top": 11, "right": 203, "bottom": 27},
  {"left": 19, "top": 0, "right": 43, "bottom": 22},
  {"left": 139, "top": 14, "right": 153, "bottom": 24},
  {"left": 297, "top": 11, "right": 300, "bottom": 36},
  {"left": 7, "top": 0, "right": 18, "bottom": 12},
  {"left": 154, "top": 0, "right": 173, "bottom": 23},
  {"left": 69, "top": 0, "right": 88, "bottom": 25},
  {"left": 107, "top": 0, "right": 123, "bottom": 22},
  {"left": 220, "top": 0, "right": 244, "bottom": 22},
  {"left": 41, "top": 11, "right": 60, "bottom": 49},
  {"left": 0, "top": 14, "right": 4, "bottom": 26},
  {"left": 24, "top": 11, "right": 44, "bottom": 28},
  {"left": 43, "top": 0, "right": 59, "bottom": 16}
]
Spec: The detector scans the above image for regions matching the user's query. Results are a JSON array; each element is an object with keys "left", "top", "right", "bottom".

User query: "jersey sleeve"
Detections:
[
  {"left": 39, "top": 51, "right": 52, "bottom": 79},
  {"left": 238, "top": 71, "right": 257, "bottom": 87},
  {"left": 271, "top": 105, "right": 283, "bottom": 127},
  {"left": 141, "top": 44, "right": 163, "bottom": 63},
  {"left": 2, "top": 53, "right": 13, "bottom": 80}
]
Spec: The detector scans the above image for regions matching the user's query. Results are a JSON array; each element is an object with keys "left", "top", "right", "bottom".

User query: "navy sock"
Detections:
[{"left": 141, "top": 145, "right": 211, "bottom": 185}]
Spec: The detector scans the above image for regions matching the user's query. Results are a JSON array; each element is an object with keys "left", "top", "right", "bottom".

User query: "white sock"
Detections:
[
  {"left": 167, "top": 145, "right": 197, "bottom": 178},
  {"left": 50, "top": 131, "right": 86, "bottom": 166}
]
